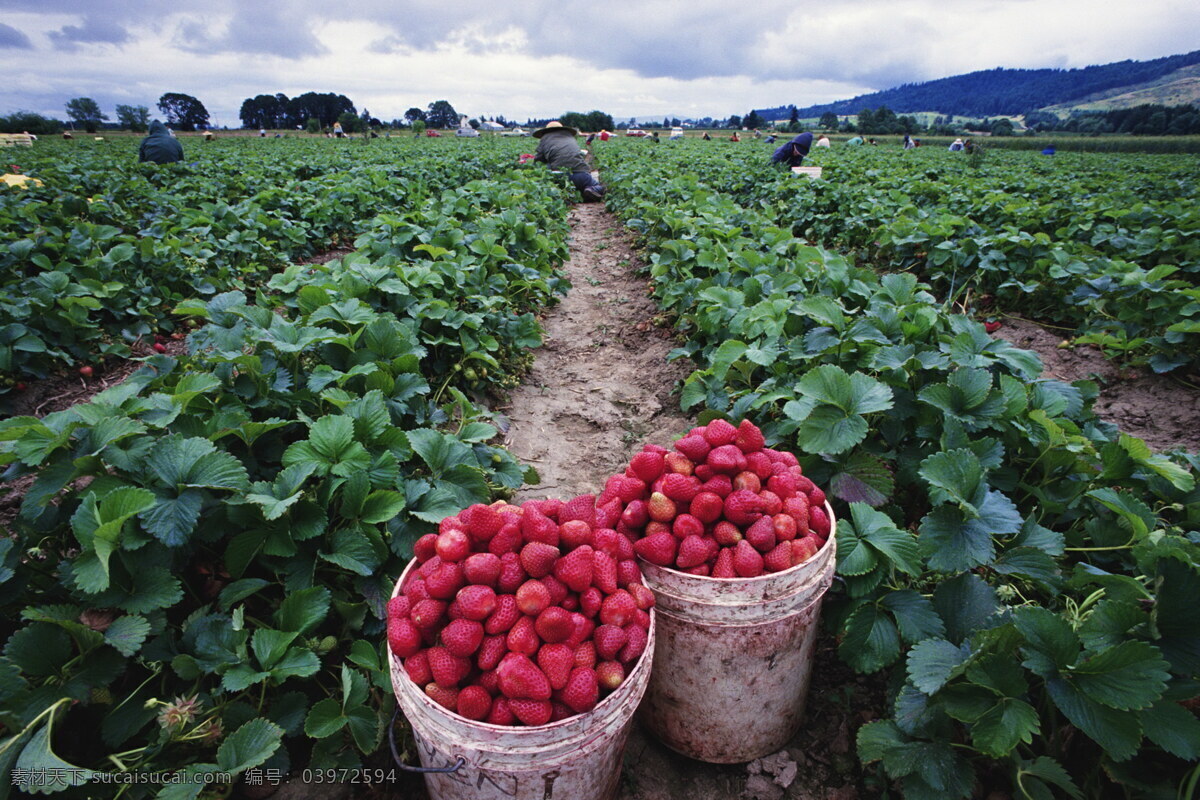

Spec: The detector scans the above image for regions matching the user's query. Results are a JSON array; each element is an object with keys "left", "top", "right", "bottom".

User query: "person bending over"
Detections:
[
  {"left": 533, "top": 121, "right": 605, "bottom": 202},
  {"left": 138, "top": 120, "right": 183, "bottom": 164},
  {"left": 771, "top": 132, "right": 813, "bottom": 167}
]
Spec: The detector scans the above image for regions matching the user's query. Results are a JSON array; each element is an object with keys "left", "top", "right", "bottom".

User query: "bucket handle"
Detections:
[{"left": 388, "top": 708, "right": 466, "bottom": 774}]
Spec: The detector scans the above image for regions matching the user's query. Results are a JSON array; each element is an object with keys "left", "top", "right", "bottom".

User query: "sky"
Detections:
[{"left": 1, "top": 0, "right": 1198, "bottom": 127}]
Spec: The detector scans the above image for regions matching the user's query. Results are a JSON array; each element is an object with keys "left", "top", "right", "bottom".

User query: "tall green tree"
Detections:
[
  {"left": 819, "top": 111, "right": 839, "bottom": 130},
  {"left": 114, "top": 104, "right": 150, "bottom": 132},
  {"left": 64, "top": 97, "right": 107, "bottom": 133},
  {"left": 239, "top": 94, "right": 289, "bottom": 129},
  {"left": 157, "top": 92, "right": 209, "bottom": 131},
  {"left": 425, "top": 100, "right": 460, "bottom": 129},
  {"left": 727, "top": 115, "right": 742, "bottom": 129},
  {"left": 744, "top": 110, "right": 765, "bottom": 130},
  {"left": 404, "top": 107, "right": 426, "bottom": 124}
]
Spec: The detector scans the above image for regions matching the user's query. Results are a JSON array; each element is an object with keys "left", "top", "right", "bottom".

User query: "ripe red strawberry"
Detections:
[
  {"left": 424, "top": 683, "right": 459, "bottom": 711},
  {"left": 515, "top": 580, "right": 551, "bottom": 616},
  {"left": 734, "top": 419, "right": 766, "bottom": 453},
  {"left": 619, "top": 623, "right": 648, "bottom": 662},
  {"left": 597, "top": 498, "right": 622, "bottom": 529},
  {"left": 551, "top": 700, "right": 574, "bottom": 723},
  {"left": 701, "top": 474, "right": 734, "bottom": 498},
  {"left": 674, "top": 435, "right": 711, "bottom": 462},
  {"left": 535, "top": 606, "right": 575, "bottom": 643},
  {"left": 621, "top": 500, "right": 649, "bottom": 529},
  {"left": 593, "top": 624, "right": 628, "bottom": 661},
  {"left": 733, "top": 540, "right": 765, "bottom": 578},
  {"left": 404, "top": 650, "right": 432, "bottom": 685},
  {"left": 497, "top": 654, "right": 552, "bottom": 700},
  {"left": 633, "top": 532, "right": 677, "bottom": 566},
  {"left": 671, "top": 513, "right": 704, "bottom": 540},
  {"left": 477, "top": 634, "right": 507, "bottom": 671},
  {"left": 388, "top": 617, "right": 422, "bottom": 658},
  {"left": 689, "top": 491, "right": 724, "bottom": 523},
  {"left": 387, "top": 594, "right": 412, "bottom": 620},
  {"left": 425, "top": 563, "right": 464, "bottom": 599},
  {"left": 509, "top": 699, "right": 552, "bottom": 726},
  {"left": 810, "top": 504, "right": 831, "bottom": 537},
  {"left": 766, "top": 473, "right": 798, "bottom": 498},
  {"left": 520, "top": 541, "right": 559, "bottom": 578},
  {"left": 663, "top": 452, "right": 695, "bottom": 476},
  {"left": 724, "top": 490, "right": 764, "bottom": 527},
  {"left": 456, "top": 685, "right": 492, "bottom": 720},
  {"left": 645, "top": 520, "right": 671, "bottom": 537},
  {"left": 487, "top": 523, "right": 523, "bottom": 556},
  {"left": 441, "top": 619, "right": 484, "bottom": 657},
  {"left": 418, "top": 555, "right": 444, "bottom": 578},
  {"left": 455, "top": 585, "right": 497, "bottom": 621},
  {"left": 592, "top": 551, "right": 619, "bottom": 594},
  {"left": 554, "top": 545, "right": 594, "bottom": 592},
  {"left": 628, "top": 582, "right": 655, "bottom": 610},
  {"left": 497, "top": 552, "right": 526, "bottom": 593},
  {"left": 746, "top": 451, "right": 774, "bottom": 479},
  {"left": 746, "top": 516, "right": 778, "bottom": 553},
  {"left": 795, "top": 474, "right": 816, "bottom": 494},
  {"left": 427, "top": 646, "right": 468, "bottom": 688},
  {"left": 758, "top": 490, "right": 783, "bottom": 516},
  {"left": 574, "top": 641, "right": 597, "bottom": 669},
  {"left": 506, "top": 616, "right": 540, "bottom": 656},
  {"left": 675, "top": 535, "right": 713, "bottom": 569},
  {"left": 462, "top": 553, "right": 501, "bottom": 587},
  {"left": 559, "top": 519, "right": 593, "bottom": 549},
  {"left": 596, "top": 661, "right": 625, "bottom": 691},
  {"left": 541, "top": 575, "right": 569, "bottom": 606},
  {"left": 616, "top": 558, "right": 642, "bottom": 587},
  {"left": 521, "top": 507, "right": 560, "bottom": 546},
  {"left": 614, "top": 476, "right": 647, "bottom": 503},
  {"left": 478, "top": 668, "right": 501, "bottom": 695},
  {"left": 712, "top": 547, "right": 736, "bottom": 578},
  {"left": 559, "top": 494, "right": 597, "bottom": 527},
  {"left": 713, "top": 520, "right": 742, "bottom": 547},
  {"left": 693, "top": 463, "right": 715, "bottom": 481},
  {"left": 537, "top": 643, "right": 575, "bottom": 690},
  {"left": 732, "top": 471, "right": 762, "bottom": 494},
  {"left": 808, "top": 486, "right": 827, "bottom": 508},
  {"left": 684, "top": 564, "right": 711, "bottom": 576},
  {"left": 580, "top": 586, "right": 603, "bottom": 617},
  {"left": 630, "top": 451, "right": 665, "bottom": 482},
  {"left": 764, "top": 541, "right": 793, "bottom": 573},
  {"left": 410, "top": 599, "right": 447, "bottom": 632},
  {"left": 707, "top": 444, "right": 747, "bottom": 475},
  {"left": 413, "top": 533, "right": 438, "bottom": 562},
  {"left": 463, "top": 503, "right": 504, "bottom": 542},
  {"left": 600, "top": 590, "right": 638, "bottom": 627},
  {"left": 790, "top": 536, "right": 820, "bottom": 566},
  {"left": 403, "top": 577, "right": 430, "bottom": 603},
  {"left": 485, "top": 594, "right": 520, "bottom": 635},
  {"left": 646, "top": 492, "right": 677, "bottom": 523},
  {"left": 562, "top": 667, "right": 599, "bottom": 713},
  {"left": 773, "top": 513, "right": 799, "bottom": 541},
  {"left": 567, "top": 613, "right": 594, "bottom": 649},
  {"left": 703, "top": 418, "right": 737, "bottom": 447},
  {"left": 486, "top": 697, "right": 515, "bottom": 725},
  {"left": 660, "top": 473, "right": 701, "bottom": 502}
]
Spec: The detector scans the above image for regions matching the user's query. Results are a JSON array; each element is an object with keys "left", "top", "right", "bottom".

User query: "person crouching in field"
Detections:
[
  {"left": 138, "top": 120, "right": 183, "bottom": 164},
  {"left": 771, "top": 132, "right": 813, "bottom": 167},
  {"left": 533, "top": 121, "right": 605, "bottom": 202}
]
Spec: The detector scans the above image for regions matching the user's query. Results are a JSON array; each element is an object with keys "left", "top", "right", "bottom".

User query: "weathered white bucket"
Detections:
[
  {"left": 637, "top": 503, "right": 837, "bottom": 763},
  {"left": 389, "top": 560, "right": 655, "bottom": 800},
  {"left": 791, "top": 166, "right": 823, "bottom": 179}
]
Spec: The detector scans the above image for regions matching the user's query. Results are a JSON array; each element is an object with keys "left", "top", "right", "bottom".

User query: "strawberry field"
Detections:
[{"left": 1, "top": 135, "right": 1198, "bottom": 800}]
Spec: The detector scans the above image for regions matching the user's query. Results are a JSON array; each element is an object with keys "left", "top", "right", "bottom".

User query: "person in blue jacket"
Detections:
[
  {"left": 771, "top": 132, "right": 813, "bottom": 167},
  {"left": 138, "top": 120, "right": 184, "bottom": 164}
]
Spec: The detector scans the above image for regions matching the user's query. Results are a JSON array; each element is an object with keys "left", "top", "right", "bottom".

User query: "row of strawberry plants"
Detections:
[
  {"left": 600, "top": 143, "right": 1200, "bottom": 799},
  {"left": 0, "top": 168, "right": 570, "bottom": 796},
  {"left": 633, "top": 141, "right": 1200, "bottom": 373},
  {"left": 0, "top": 138, "right": 528, "bottom": 399}
]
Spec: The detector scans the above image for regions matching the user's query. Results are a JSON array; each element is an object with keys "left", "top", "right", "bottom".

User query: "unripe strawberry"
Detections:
[
  {"left": 647, "top": 492, "right": 677, "bottom": 523},
  {"left": 663, "top": 452, "right": 695, "bottom": 475}
]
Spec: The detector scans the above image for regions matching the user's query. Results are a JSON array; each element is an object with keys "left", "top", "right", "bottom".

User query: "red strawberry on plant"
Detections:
[
  {"left": 732, "top": 540, "right": 765, "bottom": 577},
  {"left": 78, "top": 365, "right": 94, "bottom": 379},
  {"left": 456, "top": 685, "right": 492, "bottom": 721},
  {"left": 633, "top": 531, "right": 677, "bottom": 566},
  {"left": 562, "top": 667, "right": 600, "bottom": 713},
  {"left": 153, "top": 342, "right": 168, "bottom": 353}
]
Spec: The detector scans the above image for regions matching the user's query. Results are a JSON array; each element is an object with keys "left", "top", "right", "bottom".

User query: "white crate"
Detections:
[{"left": 791, "top": 166, "right": 822, "bottom": 179}]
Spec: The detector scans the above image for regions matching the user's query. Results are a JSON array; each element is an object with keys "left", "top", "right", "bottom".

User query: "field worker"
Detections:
[
  {"left": 533, "top": 120, "right": 605, "bottom": 202},
  {"left": 949, "top": 138, "right": 964, "bottom": 151},
  {"left": 771, "top": 132, "right": 813, "bottom": 167},
  {"left": 333, "top": 120, "right": 344, "bottom": 138},
  {"left": 816, "top": 135, "right": 831, "bottom": 147},
  {"left": 903, "top": 135, "right": 916, "bottom": 149},
  {"left": 138, "top": 120, "right": 184, "bottom": 164},
  {"left": 765, "top": 134, "right": 777, "bottom": 143},
  {"left": 730, "top": 132, "right": 740, "bottom": 142},
  {"left": 846, "top": 136, "right": 864, "bottom": 145}
]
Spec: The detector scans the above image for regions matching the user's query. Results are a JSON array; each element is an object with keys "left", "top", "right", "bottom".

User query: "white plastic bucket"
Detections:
[
  {"left": 791, "top": 166, "right": 823, "bottom": 179},
  {"left": 389, "top": 561, "right": 655, "bottom": 800},
  {"left": 637, "top": 503, "right": 837, "bottom": 763}
]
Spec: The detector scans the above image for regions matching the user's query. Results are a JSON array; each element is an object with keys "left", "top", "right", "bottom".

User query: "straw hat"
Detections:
[{"left": 532, "top": 120, "right": 579, "bottom": 138}]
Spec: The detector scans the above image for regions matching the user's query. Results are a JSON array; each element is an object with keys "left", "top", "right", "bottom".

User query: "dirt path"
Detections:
[{"left": 501, "top": 203, "right": 693, "bottom": 501}]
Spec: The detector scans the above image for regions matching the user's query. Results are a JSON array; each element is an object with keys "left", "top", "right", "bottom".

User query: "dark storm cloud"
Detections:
[
  {"left": 0, "top": 23, "right": 33, "bottom": 49},
  {"left": 47, "top": 16, "right": 131, "bottom": 50}
]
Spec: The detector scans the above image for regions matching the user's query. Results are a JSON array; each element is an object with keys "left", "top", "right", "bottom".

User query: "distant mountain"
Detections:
[{"left": 756, "top": 50, "right": 1200, "bottom": 120}]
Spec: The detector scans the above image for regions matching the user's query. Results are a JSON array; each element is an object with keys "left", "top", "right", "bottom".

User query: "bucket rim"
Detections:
[
  {"left": 636, "top": 500, "right": 836, "bottom": 584},
  {"left": 391, "top": 561, "right": 657, "bottom": 736}
]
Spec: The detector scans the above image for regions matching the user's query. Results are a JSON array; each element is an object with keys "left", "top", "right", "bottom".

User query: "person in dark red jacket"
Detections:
[{"left": 771, "top": 132, "right": 813, "bottom": 167}]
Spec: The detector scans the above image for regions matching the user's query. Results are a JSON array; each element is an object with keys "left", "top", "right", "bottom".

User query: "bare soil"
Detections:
[{"left": 993, "top": 316, "right": 1200, "bottom": 453}]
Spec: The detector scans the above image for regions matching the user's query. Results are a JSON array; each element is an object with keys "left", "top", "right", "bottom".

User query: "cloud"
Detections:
[
  {"left": 47, "top": 16, "right": 131, "bottom": 50},
  {"left": 173, "top": 8, "right": 327, "bottom": 58},
  {"left": 0, "top": 23, "right": 33, "bottom": 49}
]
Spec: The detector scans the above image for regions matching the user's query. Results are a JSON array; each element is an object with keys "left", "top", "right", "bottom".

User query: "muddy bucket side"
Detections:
[
  {"left": 389, "top": 563, "right": 656, "bottom": 800},
  {"left": 638, "top": 503, "right": 836, "bottom": 763}
]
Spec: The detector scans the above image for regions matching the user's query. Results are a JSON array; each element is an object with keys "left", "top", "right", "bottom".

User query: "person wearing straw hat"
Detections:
[{"left": 532, "top": 120, "right": 605, "bottom": 202}]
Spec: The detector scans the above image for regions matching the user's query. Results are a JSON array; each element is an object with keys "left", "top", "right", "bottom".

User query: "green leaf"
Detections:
[
  {"left": 142, "top": 489, "right": 204, "bottom": 547},
  {"left": 4, "top": 624, "right": 72, "bottom": 676},
  {"left": 842, "top": 503, "right": 923, "bottom": 576},
  {"left": 709, "top": 340, "right": 748, "bottom": 380},
  {"left": 907, "top": 639, "right": 971, "bottom": 694},
  {"left": 406, "top": 428, "right": 476, "bottom": 476},
  {"left": 970, "top": 698, "right": 1039, "bottom": 758},
  {"left": 345, "top": 707, "right": 380, "bottom": 754},
  {"left": 919, "top": 449, "right": 983, "bottom": 509},
  {"left": 185, "top": 451, "right": 249, "bottom": 491},
  {"left": 252, "top": 629, "right": 298, "bottom": 670},
  {"left": 15, "top": 721, "right": 94, "bottom": 793},
  {"left": 1016, "top": 757, "right": 1081, "bottom": 800},
  {"left": 1014, "top": 606, "right": 1081, "bottom": 673},
  {"left": 840, "top": 604, "right": 901, "bottom": 673},
  {"left": 919, "top": 506, "right": 995, "bottom": 572},
  {"left": 1045, "top": 676, "right": 1142, "bottom": 761},
  {"left": 1140, "top": 698, "right": 1200, "bottom": 760},
  {"left": 146, "top": 435, "right": 217, "bottom": 487},
  {"left": 1086, "top": 488, "right": 1152, "bottom": 538},
  {"left": 1067, "top": 641, "right": 1169, "bottom": 711},
  {"left": 882, "top": 590, "right": 946, "bottom": 644},
  {"left": 933, "top": 573, "right": 999, "bottom": 645},
  {"left": 215, "top": 718, "right": 283, "bottom": 775},
  {"left": 359, "top": 490, "right": 406, "bottom": 524},
  {"left": 274, "top": 587, "right": 331, "bottom": 636},
  {"left": 829, "top": 452, "right": 894, "bottom": 506},
  {"left": 104, "top": 615, "right": 150, "bottom": 657},
  {"left": 304, "top": 698, "right": 347, "bottom": 738},
  {"left": 797, "top": 406, "right": 868, "bottom": 454}
]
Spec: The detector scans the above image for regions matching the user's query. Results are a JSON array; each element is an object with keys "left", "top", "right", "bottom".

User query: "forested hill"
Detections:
[{"left": 758, "top": 50, "right": 1200, "bottom": 119}]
